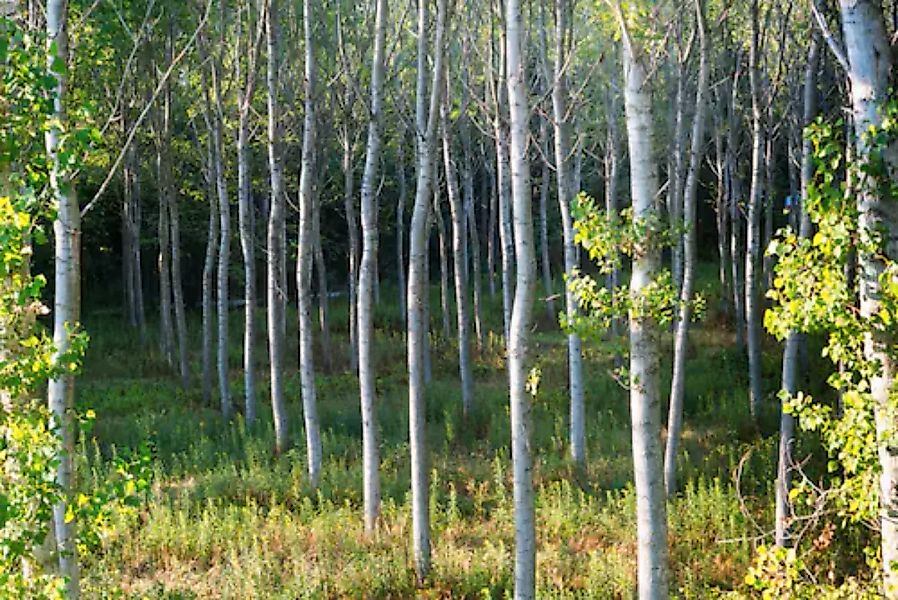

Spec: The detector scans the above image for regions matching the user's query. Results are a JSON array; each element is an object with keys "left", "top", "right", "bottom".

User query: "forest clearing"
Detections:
[{"left": 2, "top": 0, "right": 898, "bottom": 597}]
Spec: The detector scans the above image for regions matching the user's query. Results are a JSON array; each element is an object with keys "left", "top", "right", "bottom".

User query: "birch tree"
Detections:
[
  {"left": 357, "top": 0, "right": 388, "bottom": 532},
  {"left": 406, "top": 0, "right": 447, "bottom": 581},
  {"left": 547, "top": 0, "right": 585, "bottom": 467},
  {"left": 236, "top": 0, "right": 264, "bottom": 424},
  {"left": 505, "top": 0, "right": 536, "bottom": 595},
  {"left": 835, "top": 0, "right": 898, "bottom": 591},
  {"left": 441, "top": 83, "right": 474, "bottom": 416},
  {"left": 211, "top": 44, "right": 232, "bottom": 419},
  {"left": 46, "top": 0, "right": 80, "bottom": 590},
  {"left": 266, "top": 0, "right": 288, "bottom": 451},
  {"left": 614, "top": 2, "right": 670, "bottom": 595},
  {"left": 459, "top": 34, "right": 484, "bottom": 351},
  {"left": 200, "top": 91, "right": 219, "bottom": 406},
  {"left": 296, "top": 0, "right": 323, "bottom": 489},
  {"left": 664, "top": 0, "right": 709, "bottom": 496},
  {"left": 161, "top": 20, "right": 189, "bottom": 391},
  {"left": 745, "top": 0, "right": 765, "bottom": 420},
  {"left": 487, "top": 5, "right": 514, "bottom": 342}
]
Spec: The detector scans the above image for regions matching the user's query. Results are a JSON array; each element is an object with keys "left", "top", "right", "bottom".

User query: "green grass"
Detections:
[{"left": 71, "top": 268, "right": 866, "bottom": 598}]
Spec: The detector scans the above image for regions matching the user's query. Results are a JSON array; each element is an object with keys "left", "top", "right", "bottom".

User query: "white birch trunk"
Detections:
[
  {"left": 209, "top": 55, "right": 232, "bottom": 419},
  {"left": 357, "top": 0, "right": 387, "bottom": 532},
  {"left": 725, "top": 63, "right": 745, "bottom": 350},
  {"left": 538, "top": 118, "right": 554, "bottom": 322},
  {"left": 434, "top": 187, "right": 452, "bottom": 339},
  {"left": 711, "top": 104, "right": 730, "bottom": 316},
  {"left": 407, "top": 0, "right": 447, "bottom": 581},
  {"left": 343, "top": 128, "right": 360, "bottom": 374},
  {"left": 266, "top": 0, "right": 288, "bottom": 451},
  {"left": 486, "top": 153, "right": 498, "bottom": 300},
  {"left": 297, "top": 0, "right": 322, "bottom": 489},
  {"left": 664, "top": 0, "right": 709, "bottom": 496},
  {"left": 313, "top": 191, "right": 333, "bottom": 372},
  {"left": 46, "top": 0, "right": 80, "bottom": 591},
  {"left": 838, "top": 1, "right": 898, "bottom": 593},
  {"left": 488, "top": 18, "right": 514, "bottom": 343},
  {"left": 201, "top": 99, "right": 219, "bottom": 407},
  {"left": 616, "top": 5, "right": 670, "bottom": 596},
  {"left": 441, "top": 90, "right": 475, "bottom": 417},
  {"left": 460, "top": 39, "right": 484, "bottom": 352},
  {"left": 745, "top": 0, "right": 765, "bottom": 421},
  {"left": 236, "top": 1, "right": 259, "bottom": 425},
  {"left": 397, "top": 124, "right": 409, "bottom": 326},
  {"left": 156, "top": 139, "right": 174, "bottom": 368},
  {"left": 506, "top": 1, "right": 536, "bottom": 595},
  {"left": 550, "top": 0, "right": 585, "bottom": 467}
]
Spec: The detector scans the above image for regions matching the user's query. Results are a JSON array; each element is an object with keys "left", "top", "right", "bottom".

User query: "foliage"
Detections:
[
  {"left": 1, "top": 15, "right": 140, "bottom": 598},
  {"left": 0, "top": 16, "right": 67, "bottom": 598},
  {"left": 561, "top": 192, "right": 705, "bottom": 344},
  {"left": 764, "top": 104, "right": 898, "bottom": 594}
]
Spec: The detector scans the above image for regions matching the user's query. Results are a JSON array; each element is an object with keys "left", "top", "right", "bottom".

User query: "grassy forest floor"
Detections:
[{"left": 72, "top": 264, "right": 869, "bottom": 598}]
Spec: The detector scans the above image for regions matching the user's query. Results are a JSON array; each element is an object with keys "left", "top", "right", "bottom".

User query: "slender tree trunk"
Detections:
[
  {"left": 156, "top": 25, "right": 189, "bottom": 389},
  {"left": 397, "top": 124, "right": 409, "bottom": 326},
  {"left": 486, "top": 152, "right": 498, "bottom": 300},
  {"left": 357, "top": 0, "right": 387, "bottom": 532},
  {"left": 664, "top": 0, "right": 709, "bottom": 497},
  {"left": 313, "top": 190, "right": 333, "bottom": 372},
  {"left": 616, "top": 5, "right": 670, "bottom": 596},
  {"left": 343, "top": 128, "right": 360, "bottom": 373},
  {"left": 122, "top": 115, "right": 137, "bottom": 330},
  {"left": 462, "top": 139, "right": 484, "bottom": 353},
  {"left": 201, "top": 100, "right": 219, "bottom": 407},
  {"left": 266, "top": 0, "right": 288, "bottom": 451},
  {"left": 236, "top": 5, "right": 259, "bottom": 425},
  {"left": 460, "top": 40, "right": 483, "bottom": 352},
  {"left": 538, "top": 118, "right": 554, "bottom": 322},
  {"left": 169, "top": 203, "right": 189, "bottom": 388},
  {"left": 489, "top": 18, "right": 514, "bottom": 343},
  {"left": 46, "top": 1, "right": 80, "bottom": 591},
  {"left": 434, "top": 187, "right": 452, "bottom": 339},
  {"left": 423, "top": 225, "right": 433, "bottom": 385},
  {"left": 497, "top": 130, "right": 514, "bottom": 342},
  {"left": 777, "top": 37, "right": 819, "bottom": 548},
  {"left": 549, "top": 0, "right": 585, "bottom": 467},
  {"left": 838, "top": 2, "right": 898, "bottom": 592},
  {"left": 441, "top": 89, "right": 475, "bottom": 417},
  {"left": 506, "top": 1, "right": 536, "bottom": 596},
  {"left": 209, "top": 55, "right": 232, "bottom": 419},
  {"left": 745, "top": 0, "right": 765, "bottom": 421},
  {"left": 669, "top": 48, "right": 686, "bottom": 294},
  {"left": 726, "top": 62, "right": 745, "bottom": 349},
  {"left": 123, "top": 113, "right": 146, "bottom": 342},
  {"left": 407, "top": 0, "right": 447, "bottom": 581},
  {"left": 131, "top": 140, "right": 147, "bottom": 343},
  {"left": 156, "top": 111, "right": 175, "bottom": 367},
  {"left": 157, "top": 135, "right": 174, "bottom": 369},
  {"left": 712, "top": 107, "right": 730, "bottom": 316},
  {"left": 297, "top": 0, "right": 322, "bottom": 489},
  {"left": 605, "top": 82, "right": 624, "bottom": 351},
  {"left": 763, "top": 134, "right": 775, "bottom": 290}
]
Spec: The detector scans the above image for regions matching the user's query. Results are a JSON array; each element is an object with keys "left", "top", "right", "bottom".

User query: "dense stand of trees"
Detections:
[{"left": 7, "top": 0, "right": 898, "bottom": 596}]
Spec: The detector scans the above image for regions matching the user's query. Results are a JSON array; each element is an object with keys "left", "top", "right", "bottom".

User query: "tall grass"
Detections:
[{"left": 73, "top": 269, "right": 866, "bottom": 598}]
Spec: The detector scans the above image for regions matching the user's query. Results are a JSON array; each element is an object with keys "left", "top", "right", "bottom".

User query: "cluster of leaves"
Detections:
[
  {"left": 73, "top": 436, "right": 154, "bottom": 555},
  {"left": 764, "top": 104, "right": 898, "bottom": 591},
  {"left": 0, "top": 16, "right": 68, "bottom": 598},
  {"left": 562, "top": 192, "right": 703, "bottom": 345},
  {"left": 744, "top": 544, "right": 878, "bottom": 599}
]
